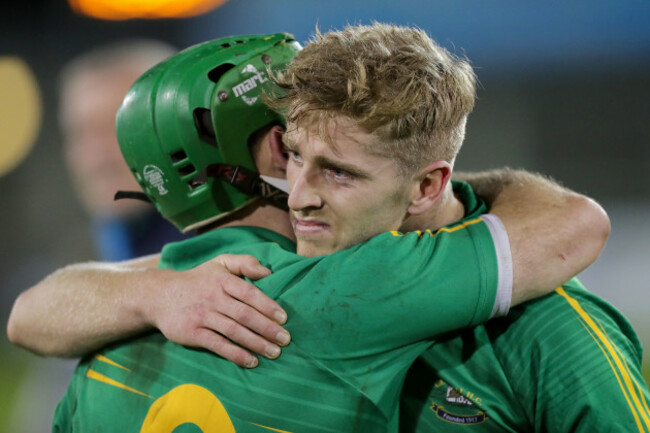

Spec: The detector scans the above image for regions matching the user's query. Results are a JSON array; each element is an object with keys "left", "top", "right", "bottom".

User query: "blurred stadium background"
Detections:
[{"left": 1, "top": 1, "right": 649, "bottom": 431}]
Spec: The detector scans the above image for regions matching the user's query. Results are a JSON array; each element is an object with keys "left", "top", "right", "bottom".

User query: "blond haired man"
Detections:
[{"left": 270, "top": 24, "right": 648, "bottom": 432}]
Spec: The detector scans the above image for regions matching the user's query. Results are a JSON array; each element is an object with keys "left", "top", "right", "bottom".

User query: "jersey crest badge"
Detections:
[{"left": 429, "top": 384, "right": 488, "bottom": 426}]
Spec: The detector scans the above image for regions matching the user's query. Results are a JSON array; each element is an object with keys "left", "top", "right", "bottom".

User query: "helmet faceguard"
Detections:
[{"left": 116, "top": 33, "right": 301, "bottom": 232}]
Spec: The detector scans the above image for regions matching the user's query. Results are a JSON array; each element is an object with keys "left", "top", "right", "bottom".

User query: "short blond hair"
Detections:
[{"left": 270, "top": 23, "right": 476, "bottom": 173}]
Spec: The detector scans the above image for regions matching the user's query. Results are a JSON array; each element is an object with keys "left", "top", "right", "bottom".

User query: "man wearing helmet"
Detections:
[
  {"left": 9, "top": 25, "right": 646, "bottom": 432},
  {"left": 115, "top": 33, "right": 300, "bottom": 233}
]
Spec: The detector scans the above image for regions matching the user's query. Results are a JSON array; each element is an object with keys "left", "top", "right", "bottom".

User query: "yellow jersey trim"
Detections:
[
  {"left": 556, "top": 287, "right": 650, "bottom": 432},
  {"left": 249, "top": 422, "right": 293, "bottom": 432},
  {"left": 95, "top": 354, "right": 131, "bottom": 371},
  {"left": 391, "top": 217, "right": 483, "bottom": 237},
  {"left": 86, "top": 368, "right": 152, "bottom": 399}
]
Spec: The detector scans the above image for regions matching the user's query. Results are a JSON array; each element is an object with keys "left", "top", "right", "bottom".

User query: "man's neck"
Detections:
[
  {"left": 199, "top": 200, "right": 295, "bottom": 242},
  {"left": 400, "top": 184, "right": 465, "bottom": 232}
]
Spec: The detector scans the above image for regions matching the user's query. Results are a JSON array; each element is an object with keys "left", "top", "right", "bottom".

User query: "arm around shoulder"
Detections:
[
  {"left": 6, "top": 252, "right": 290, "bottom": 368},
  {"left": 456, "top": 169, "right": 610, "bottom": 306},
  {"left": 7, "top": 254, "right": 163, "bottom": 357}
]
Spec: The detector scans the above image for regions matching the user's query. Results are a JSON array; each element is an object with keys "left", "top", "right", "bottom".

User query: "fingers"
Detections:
[
  {"left": 191, "top": 328, "right": 259, "bottom": 368},
  {"left": 217, "top": 274, "right": 291, "bottom": 346},
  {"left": 158, "top": 255, "right": 292, "bottom": 367},
  {"left": 160, "top": 299, "right": 287, "bottom": 367},
  {"left": 215, "top": 254, "right": 271, "bottom": 280},
  {"left": 188, "top": 311, "right": 287, "bottom": 368},
  {"left": 217, "top": 268, "right": 288, "bottom": 325},
  {"left": 204, "top": 312, "right": 285, "bottom": 358}
]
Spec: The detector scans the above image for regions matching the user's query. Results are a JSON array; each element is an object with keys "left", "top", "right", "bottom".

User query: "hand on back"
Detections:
[{"left": 144, "top": 254, "right": 290, "bottom": 368}]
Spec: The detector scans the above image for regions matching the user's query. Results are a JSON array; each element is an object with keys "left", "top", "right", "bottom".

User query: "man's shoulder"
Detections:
[
  {"left": 487, "top": 278, "right": 643, "bottom": 361},
  {"left": 412, "top": 280, "right": 649, "bottom": 433},
  {"left": 159, "top": 226, "right": 296, "bottom": 270},
  {"left": 507, "top": 278, "right": 631, "bottom": 326},
  {"left": 335, "top": 215, "right": 497, "bottom": 277}
]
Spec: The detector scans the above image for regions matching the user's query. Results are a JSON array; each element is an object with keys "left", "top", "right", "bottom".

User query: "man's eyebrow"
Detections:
[{"left": 313, "top": 155, "right": 371, "bottom": 179}]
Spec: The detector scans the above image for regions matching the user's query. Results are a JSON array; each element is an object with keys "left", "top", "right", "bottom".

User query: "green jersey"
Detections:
[
  {"left": 400, "top": 278, "right": 650, "bottom": 432},
  {"left": 53, "top": 183, "right": 512, "bottom": 433}
]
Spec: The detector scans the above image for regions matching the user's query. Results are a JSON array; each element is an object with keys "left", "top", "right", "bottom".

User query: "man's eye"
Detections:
[
  {"left": 327, "top": 167, "right": 351, "bottom": 181},
  {"left": 289, "top": 151, "right": 302, "bottom": 163}
]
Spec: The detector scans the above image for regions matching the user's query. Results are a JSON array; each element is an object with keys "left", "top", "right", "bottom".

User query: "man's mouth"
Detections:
[{"left": 292, "top": 217, "right": 331, "bottom": 236}]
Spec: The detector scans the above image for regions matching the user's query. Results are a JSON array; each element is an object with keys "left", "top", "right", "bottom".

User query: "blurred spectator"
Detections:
[
  {"left": 7, "top": 39, "right": 185, "bottom": 433},
  {"left": 58, "top": 39, "right": 186, "bottom": 260}
]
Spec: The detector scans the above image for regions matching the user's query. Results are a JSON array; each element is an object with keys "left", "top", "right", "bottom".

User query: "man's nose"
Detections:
[{"left": 288, "top": 168, "right": 323, "bottom": 211}]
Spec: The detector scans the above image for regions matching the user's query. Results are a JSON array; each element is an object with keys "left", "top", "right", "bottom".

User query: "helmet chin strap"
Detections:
[
  {"left": 206, "top": 163, "right": 289, "bottom": 211},
  {"left": 114, "top": 190, "right": 151, "bottom": 203},
  {"left": 259, "top": 175, "right": 289, "bottom": 193},
  {"left": 114, "top": 165, "right": 290, "bottom": 211}
]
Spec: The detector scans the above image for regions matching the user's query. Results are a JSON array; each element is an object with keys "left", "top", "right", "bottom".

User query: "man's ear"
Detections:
[
  {"left": 408, "top": 161, "right": 452, "bottom": 215},
  {"left": 268, "top": 125, "right": 288, "bottom": 171}
]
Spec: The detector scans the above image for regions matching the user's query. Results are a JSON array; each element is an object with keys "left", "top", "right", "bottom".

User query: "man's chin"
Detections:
[{"left": 296, "top": 241, "right": 336, "bottom": 258}]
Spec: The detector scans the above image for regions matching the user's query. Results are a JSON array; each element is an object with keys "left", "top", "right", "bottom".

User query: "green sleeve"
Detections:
[{"left": 280, "top": 217, "right": 503, "bottom": 368}]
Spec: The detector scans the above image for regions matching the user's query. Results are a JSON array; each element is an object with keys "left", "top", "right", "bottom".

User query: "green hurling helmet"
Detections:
[{"left": 116, "top": 33, "right": 301, "bottom": 232}]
